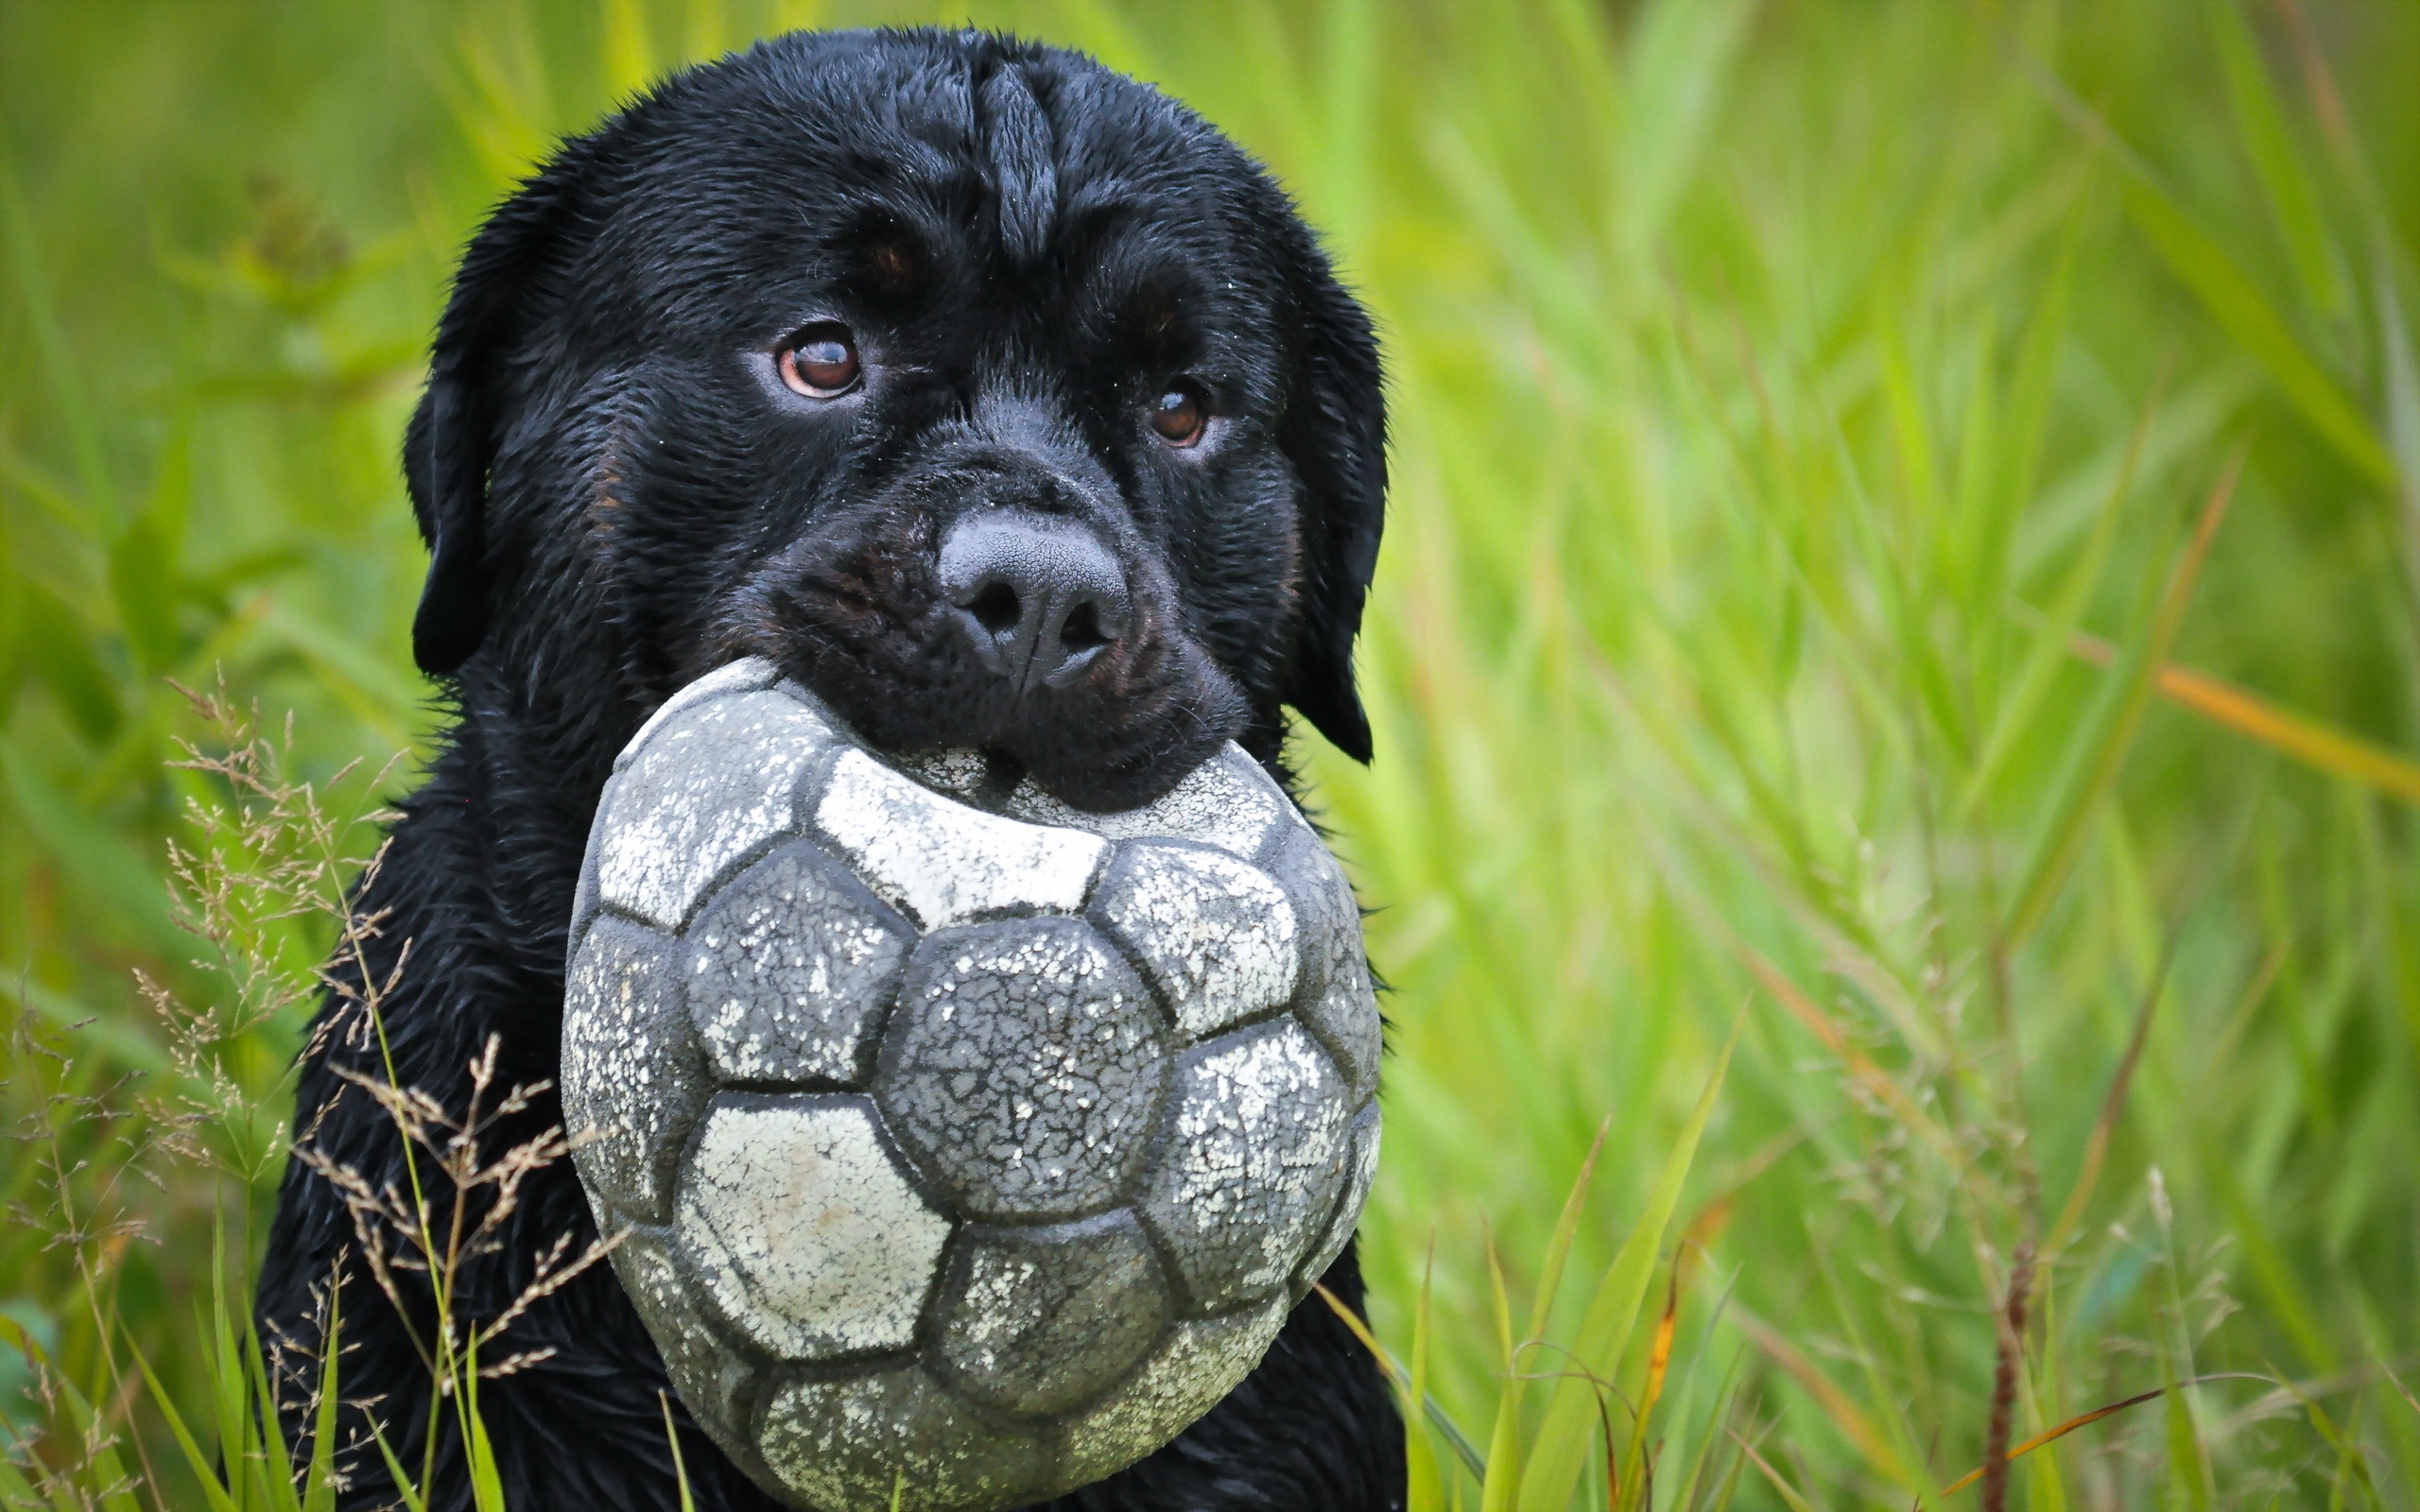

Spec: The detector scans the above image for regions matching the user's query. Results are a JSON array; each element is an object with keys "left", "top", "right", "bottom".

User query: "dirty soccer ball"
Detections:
[{"left": 561, "top": 657, "right": 1382, "bottom": 1512}]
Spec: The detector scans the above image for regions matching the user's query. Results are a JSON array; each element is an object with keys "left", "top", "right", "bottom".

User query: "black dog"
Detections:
[{"left": 258, "top": 27, "right": 1397, "bottom": 1512}]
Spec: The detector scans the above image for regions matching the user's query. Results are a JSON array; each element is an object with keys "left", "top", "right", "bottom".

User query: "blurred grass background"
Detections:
[{"left": 8, "top": 0, "right": 2420, "bottom": 1505}]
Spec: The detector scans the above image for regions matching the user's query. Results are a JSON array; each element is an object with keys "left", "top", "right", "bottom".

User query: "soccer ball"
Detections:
[{"left": 560, "top": 657, "right": 1381, "bottom": 1512}]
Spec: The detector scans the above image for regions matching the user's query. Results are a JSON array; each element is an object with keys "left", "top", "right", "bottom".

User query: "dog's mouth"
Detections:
[{"left": 711, "top": 502, "right": 1248, "bottom": 814}]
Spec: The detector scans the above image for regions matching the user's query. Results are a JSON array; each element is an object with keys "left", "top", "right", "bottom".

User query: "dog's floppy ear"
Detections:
[
  {"left": 406, "top": 146, "right": 596, "bottom": 676},
  {"left": 1275, "top": 233, "right": 1387, "bottom": 764}
]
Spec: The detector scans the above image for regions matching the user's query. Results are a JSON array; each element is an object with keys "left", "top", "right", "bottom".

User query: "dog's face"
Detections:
[{"left": 406, "top": 30, "right": 1383, "bottom": 810}]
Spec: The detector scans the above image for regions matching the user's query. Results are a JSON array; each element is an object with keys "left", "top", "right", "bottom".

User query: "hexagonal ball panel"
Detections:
[
  {"left": 1143, "top": 1020, "right": 1352, "bottom": 1312},
  {"left": 1002, "top": 742, "right": 1288, "bottom": 860},
  {"left": 817, "top": 749, "right": 1104, "bottom": 930},
  {"left": 877, "top": 919, "right": 1165, "bottom": 1222},
  {"left": 1293, "top": 1097, "right": 1382, "bottom": 1296},
  {"left": 562, "top": 915, "right": 705, "bottom": 1225},
  {"left": 932, "top": 1211, "right": 1169, "bottom": 1419},
  {"left": 611, "top": 1226, "right": 761, "bottom": 1444},
  {"left": 1264, "top": 821, "right": 1381, "bottom": 1100},
  {"left": 1055, "top": 1297, "right": 1289, "bottom": 1489},
  {"left": 759, "top": 1365, "right": 1054, "bottom": 1512},
  {"left": 678, "top": 1094, "right": 951, "bottom": 1363},
  {"left": 685, "top": 839, "right": 912, "bottom": 1087},
  {"left": 1091, "top": 842, "right": 1298, "bottom": 1042},
  {"left": 597, "top": 688, "right": 834, "bottom": 930}
]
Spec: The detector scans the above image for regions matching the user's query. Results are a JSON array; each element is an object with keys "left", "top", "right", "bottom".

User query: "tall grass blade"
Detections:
[
  {"left": 2121, "top": 179, "right": 2391, "bottom": 484},
  {"left": 660, "top": 1392, "right": 699, "bottom": 1512},
  {"left": 1516, "top": 1021, "right": 1736, "bottom": 1511},
  {"left": 2006, "top": 452, "right": 2244, "bottom": 944}
]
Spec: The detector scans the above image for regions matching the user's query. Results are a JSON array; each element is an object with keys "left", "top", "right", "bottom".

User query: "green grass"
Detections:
[{"left": 8, "top": 0, "right": 2420, "bottom": 1505}]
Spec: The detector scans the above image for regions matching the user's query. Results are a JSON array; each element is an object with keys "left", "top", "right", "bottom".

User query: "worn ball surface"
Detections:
[{"left": 561, "top": 658, "right": 1381, "bottom": 1512}]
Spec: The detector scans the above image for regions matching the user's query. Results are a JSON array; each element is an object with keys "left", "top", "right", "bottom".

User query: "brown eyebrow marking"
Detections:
[{"left": 872, "top": 239, "right": 914, "bottom": 288}]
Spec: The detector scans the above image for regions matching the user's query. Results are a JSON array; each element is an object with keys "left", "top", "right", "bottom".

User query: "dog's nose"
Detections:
[{"left": 938, "top": 513, "right": 1131, "bottom": 693}]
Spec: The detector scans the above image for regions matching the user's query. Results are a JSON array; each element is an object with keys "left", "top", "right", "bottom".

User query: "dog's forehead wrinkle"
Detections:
[{"left": 975, "top": 62, "right": 1059, "bottom": 267}]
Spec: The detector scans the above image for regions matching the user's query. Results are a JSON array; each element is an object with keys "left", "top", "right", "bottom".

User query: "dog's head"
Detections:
[{"left": 406, "top": 29, "right": 1383, "bottom": 811}]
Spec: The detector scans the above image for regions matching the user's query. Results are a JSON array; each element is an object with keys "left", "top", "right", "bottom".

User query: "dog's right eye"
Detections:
[{"left": 779, "top": 326, "right": 861, "bottom": 398}]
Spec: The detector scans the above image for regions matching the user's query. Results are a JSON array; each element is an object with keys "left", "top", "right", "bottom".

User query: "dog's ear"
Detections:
[
  {"left": 1275, "top": 233, "right": 1387, "bottom": 765},
  {"left": 406, "top": 147, "right": 596, "bottom": 676}
]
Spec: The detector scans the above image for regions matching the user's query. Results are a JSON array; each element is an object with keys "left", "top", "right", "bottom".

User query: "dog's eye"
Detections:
[
  {"left": 779, "top": 326, "right": 860, "bottom": 398},
  {"left": 1148, "top": 384, "right": 1206, "bottom": 448}
]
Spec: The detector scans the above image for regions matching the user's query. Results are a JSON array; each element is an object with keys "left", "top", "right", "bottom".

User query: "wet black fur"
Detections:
[{"left": 256, "top": 26, "right": 1399, "bottom": 1512}]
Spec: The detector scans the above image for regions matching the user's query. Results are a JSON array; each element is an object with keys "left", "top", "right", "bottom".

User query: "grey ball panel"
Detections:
[
  {"left": 1265, "top": 822, "right": 1381, "bottom": 1100},
  {"left": 888, "top": 747, "right": 1006, "bottom": 805},
  {"left": 597, "top": 688, "right": 835, "bottom": 931},
  {"left": 687, "top": 840, "right": 913, "bottom": 1087},
  {"left": 562, "top": 916, "right": 705, "bottom": 1224},
  {"left": 614, "top": 657, "right": 784, "bottom": 774},
  {"left": 932, "top": 1211, "right": 1169, "bottom": 1419},
  {"left": 876, "top": 920, "right": 1166, "bottom": 1222},
  {"left": 817, "top": 748, "right": 1106, "bottom": 928},
  {"left": 1092, "top": 842, "right": 1298, "bottom": 1043},
  {"left": 1292, "top": 1098, "right": 1382, "bottom": 1297},
  {"left": 614, "top": 1225, "right": 764, "bottom": 1447},
  {"left": 1142, "top": 1021, "right": 1352, "bottom": 1313},
  {"left": 1001, "top": 743, "right": 1288, "bottom": 860},
  {"left": 759, "top": 1366, "right": 1055, "bottom": 1512},
  {"left": 1053, "top": 1299, "right": 1288, "bottom": 1489},
  {"left": 678, "top": 1094, "right": 953, "bottom": 1363}
]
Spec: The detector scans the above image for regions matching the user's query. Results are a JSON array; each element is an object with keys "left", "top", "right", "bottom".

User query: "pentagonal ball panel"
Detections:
[
  {"left": 597, "top": 688, "right": 834, "bottom": 930},
  {"left": 1002, "top": 742, "right": 1288, "bottom": 861},
  {"left": 677, "top": 1094, "right": 951, "bottom": 1363},
  {"left": 877, "top": 919, "right": 1165, "bottom": 1222},
  {"left": 1142, "top": 1021, "right": 1351, "bottom": 1312},
  {"left": 932, "top": 1211, "right": 1169, "bottom": 1419},
  {"left": 1091, "top": 842, "right": 1297, "bottom": 1042},
  {"left": 759, "top": 1365, "right": 1054, "bottom": 1512},
  {"left": 685, "top": 840, "right": 912, "bottom": 1087},
  {"left": 1264, "top": 822, "right": 1381, "bottom": 1100},
  {"left": 1055, "top": 1298, "right": 1289, "bottom": 1490},
  {"left": 817, "top": 750, "right": 1104, "bottom": 930},
  {"left": 562, "top": 915, "right": 705, "bottom": 1224},
  {"left": 613, "top": 658, "right": 783, "bottom": 775}
]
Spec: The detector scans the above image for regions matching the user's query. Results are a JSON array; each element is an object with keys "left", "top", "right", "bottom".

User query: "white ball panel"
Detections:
[
  {"left": 597, "top": 690, "right": 834, "bottom": 930},
  {"left": 1095, "top": 844, "right": 1297, "bottom": 1041},
  {"left": 817, "top": 749, "right": 1104, "bottom": 929},
  {"left": 613, "top": 657, "right": 783, "bottom": 773},
  {"left": 678, "top": 1096, "right": 950, "bottom": 1362}
]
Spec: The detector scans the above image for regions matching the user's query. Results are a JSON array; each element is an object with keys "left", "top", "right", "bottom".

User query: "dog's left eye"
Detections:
[
  {"left": 1148, "top": 383, "right": 1206, "bottom": 448},
  {"left": 779, "top": 326, "right": 861, "bottom": 398}
]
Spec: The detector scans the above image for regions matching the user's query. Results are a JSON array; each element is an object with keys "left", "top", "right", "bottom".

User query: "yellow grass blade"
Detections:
[{"left": 2059, "top": 628, "right": 2420, "bottom": 805}]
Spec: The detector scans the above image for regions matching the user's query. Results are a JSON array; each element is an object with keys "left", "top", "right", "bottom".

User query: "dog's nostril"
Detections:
[
  {"left": 966, "top": 580, "right": 1022, "bottom": 636},
  {"left": 1060, "top": 600, "right": 1111, "bottom": 654},
  {"left": 938, "top": 510, "right": 1132, "bottom": 690}
]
